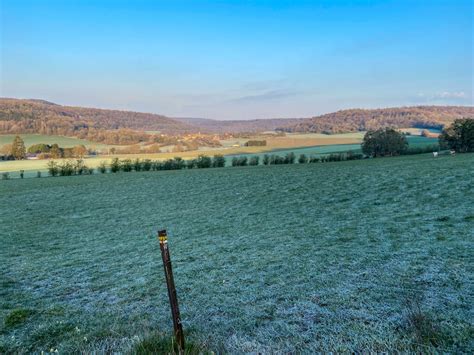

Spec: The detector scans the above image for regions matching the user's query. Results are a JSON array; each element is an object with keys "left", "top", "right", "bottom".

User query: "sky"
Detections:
[{"left": 0, "top": 0, "right": 473, "bottom": 119}]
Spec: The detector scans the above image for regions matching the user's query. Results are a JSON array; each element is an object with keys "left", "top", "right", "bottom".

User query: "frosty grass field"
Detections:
[{"left": 1, "top": 154, "right": 473, "bottom": 353}]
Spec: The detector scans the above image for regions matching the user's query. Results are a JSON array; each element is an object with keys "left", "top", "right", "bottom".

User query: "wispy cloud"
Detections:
[
  {"left": 415, "top": 91, "right": 470, "bottom": 103},
  {"left": 227, "top": 89, "right": 299, "bottom": 103},
  {"left": 434, "top": 91, "right": 467, "bottom": 99}
]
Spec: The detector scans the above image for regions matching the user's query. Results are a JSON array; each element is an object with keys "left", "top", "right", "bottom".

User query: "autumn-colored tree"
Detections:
[
  {"left": 0, "top": 143, "right": 13, "bottom": 156},
  {"left": 72, "top": 145, "right": 88, "bottom": 158},
  {"left": 11, "top": 136, "right": 26, "bottom": 160}
]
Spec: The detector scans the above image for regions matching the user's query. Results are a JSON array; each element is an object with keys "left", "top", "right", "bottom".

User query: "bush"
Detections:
[
  {"left": 20, "top": 170, "right": 24, "bottom": 179},
  {"left": 263, "top": 154, "right": 270, "bottom": 165},
  {"left": 232, "top": 156, "right": 248, "bottom": 166},
  {"left": 121, "top": 159, "right": 133, "bottom": 172},
  {"left": 298, "top": 154, "right": 308, "bottom": 164},
  {"left": 28, "top": 143, "right": 51, "bottom": 154},
  {"left": 98, "top": 161, "right": 107, "bottom": 174},
  {"left": 403, "top": 145, "right": 439, "bottom": 155},
  {"left": 36, "top": 171, "right": 41, "bottom": 178},
  {"left": 248, "top": 156, "right": 260, "bottom": 166},
  {"left": 1, "top": 172, "right": 10, "bottom": 180},
  {"left": 173, "top": 157, "right": 186, "bottom": 170},
  {"left": 133, "top": 159, "right": 142, "bottom": 171},
  {"left": 74, "top": 160, "right": 86, "bottom": 175},
  {"left": 59, "top": 161, "right": 74, "bottom": 176},
  {"left": 110, "top": 158, "right": 120, "bottom": 173},
  {"left": 47, "top": 161, "right": 59, "bottom": 177},
  {"left": 186, "top": 159, "right": 196, "bottom": 169},
  {"left": 284, "top": 152, "right": 296, "bottom": 164},
  {"left": 196, "top": 155, "right": 212, "bottom": 168},
  {"left": 212, "top": 154, "right": 226, "bottom": 168},
  {"left": 142, "top": 159, "right": 152, "bottom": 171},
  {"left": 309, "top": 156, "right": 320, "bottom": 163}
]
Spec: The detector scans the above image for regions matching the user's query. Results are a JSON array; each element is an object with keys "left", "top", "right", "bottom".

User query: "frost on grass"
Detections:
[{"left": 0, "top": 154, "right": 473, "bottom": 352}]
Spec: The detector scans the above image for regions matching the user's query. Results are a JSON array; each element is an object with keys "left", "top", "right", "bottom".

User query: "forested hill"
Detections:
[
  {"left": 1, "top": 99, "right": 472, "bottom": 139},
  {"left": 0, "top": 98, "right": 194, "bottom": 138},
  {"left": 173, "top": 117, "right": 306, "bottom": 133},
  {"left": 276, "top": 106, "right": 474, "bottom": 133}
]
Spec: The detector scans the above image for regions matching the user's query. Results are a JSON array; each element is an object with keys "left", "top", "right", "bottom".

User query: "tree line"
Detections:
[
  {"left": 0, "top": 136, "right": 90, "bottom": 160},
  {"left": 3, "top": 118, "right": 473, "bottom": 180},
  {"left": 361, "top": 118, "right": 473, "bottom": 157}
]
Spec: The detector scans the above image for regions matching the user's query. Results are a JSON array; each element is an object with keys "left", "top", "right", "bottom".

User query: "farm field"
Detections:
[
  {"left": 1, "top": 154, "right": 473, "bottom": 353},
  {"left": 0, "top": 134, "right": 109, "bottom": 149},
  {"left": 0, "top": 135, "right": 438, "bottom": 177}
]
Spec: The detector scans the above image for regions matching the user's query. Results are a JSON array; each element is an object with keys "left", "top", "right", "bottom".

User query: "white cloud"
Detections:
[{"left": 435, "top": 91, "right": 467, "bottom": 99}]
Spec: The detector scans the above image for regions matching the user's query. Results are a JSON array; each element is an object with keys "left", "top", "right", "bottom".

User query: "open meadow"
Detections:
[
  {"left": 1, "top": 153, "right": 473, "bottom": 353},
  {"left": 0, "top": 134, "right": 438, "bottom": 178},
  {"left": 0, "top": 134, "right": 109, "bottom": 149}
]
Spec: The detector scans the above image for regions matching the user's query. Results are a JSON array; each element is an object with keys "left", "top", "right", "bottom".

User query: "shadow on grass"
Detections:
[
  {"left": 130, "top": 332, "right": 209, "bottom": 355},
  {"left": 4, "top": 309, "right": 36, "bottom": 328}
]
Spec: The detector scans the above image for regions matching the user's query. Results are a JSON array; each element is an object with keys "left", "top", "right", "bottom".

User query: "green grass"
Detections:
[
  {"left": 0, "top": 134, "right": 109, "bottom": 149},
  {"left": 226, "top": 135, "right": 438, "bottom": 163},
  {"left": 1, "top": 154, "right": 473, "bottom": 352}
]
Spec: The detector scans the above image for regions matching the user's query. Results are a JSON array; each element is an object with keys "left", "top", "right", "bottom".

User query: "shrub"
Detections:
[
  {"left": 298, "top": 154, "right": 308, "bottom": 164},
  {"left": 87, "top": 168, "right": 94, "bottom": 175},
  {"left": 173, "top": 157, "right": 186, "bottom": 170},
  {"left": 142, "top": 159, "right": 152, "bottom": 171},
  {"left": 20, "top": 170, "right": 24, "bottom": 179},
  {"left": 263, "top": 154, "right": 270, "bottom": 165},
  {"left": 403, "top": 145, "right": 439, "bottom": 155},
  {"left": 232, "top": 156, "right": 248, "bottom": 166},
  {"left": 36, "top": 171, "right": 41, "bottom": 178},
  {"left": 284, "top": 152, "right": 296, "bottom": 164},
  {"left": 121, "top": 159, "right": 133, "bottom": 172},
  {"left": 196, "top": 155, "right": 212, "bottom": 168},
  {"left": 248, "top": 156, "right": 260, "bottom": 166},
  {"left": 47, "top": 161, "right": 59, "bottom": 177},
  {"left": 186, "top": 159, "right": 196, "bottom": 169},
  {"left": 74, "top": 159, "right": 86, "bottom": 175},
  {"left": 59, "top": 161, "right": 74, "bottom": 176},
  {"left": 98, "top": 161, "right": 107, "bottom": 174},
  {"left": 161, "top": 159, "right": 173, "bottom": 170},
  {"left": 110, "top": 158, "right": 120, "bottom": 173},
  {"left": 28, "top": 143, "right": 51, "bottom": 154},
  {"left": 1, "top": 172, "right": 10, "bottom": 180},
  {"left": 133, "top": 159, "right": 142, "bottom": 171},
  {"left": 212, "top": 154, "right": 226, "bottom": 168}
]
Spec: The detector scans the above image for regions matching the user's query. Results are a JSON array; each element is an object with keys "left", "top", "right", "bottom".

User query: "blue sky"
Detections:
[{"left": 1, "top": 0, "right": 472, "bottom": 119}]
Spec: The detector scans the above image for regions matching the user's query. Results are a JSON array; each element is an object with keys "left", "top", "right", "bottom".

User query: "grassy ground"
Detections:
[
  {"left": 0, "top": 134, "right": 109, "bottom": 149},
  {"left": 1, "top": 154, "right": 472, "bottom": 352},
  {"left": 0, "top": 135, "right": 438, "bottom": 178}
]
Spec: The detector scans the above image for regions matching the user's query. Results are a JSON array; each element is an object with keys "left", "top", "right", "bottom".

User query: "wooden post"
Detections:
[{"left": 158, "top": 229, "right": 185, "bottom": 352}]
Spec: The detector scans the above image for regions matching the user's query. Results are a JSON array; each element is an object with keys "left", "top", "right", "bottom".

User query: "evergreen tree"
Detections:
[{"left": 11, "top": 136, "right": 26, "bottom": 160}]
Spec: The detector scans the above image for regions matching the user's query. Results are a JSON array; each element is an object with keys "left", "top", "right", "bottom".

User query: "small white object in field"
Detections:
[{"left": 433, "top": 152, "right": 438, "bottom": 157}]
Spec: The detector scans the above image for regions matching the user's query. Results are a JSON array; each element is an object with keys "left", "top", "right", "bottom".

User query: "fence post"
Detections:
[{"left": 158, "top": 229, "right": 185, "bottom": 352}]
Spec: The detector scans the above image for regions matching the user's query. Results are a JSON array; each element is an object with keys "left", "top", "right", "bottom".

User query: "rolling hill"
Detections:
[
  {"left": 276, "top": 106, "right": 474, "bottom": 133},
  {"left": 173, "top": 117, "right": 306, "bottom": 133},
  {"left": 1, "top": 99, "right": 472, "bottom": 142},
  {"left": 0, "top": 98, "right": 194, "bottom": 137}
]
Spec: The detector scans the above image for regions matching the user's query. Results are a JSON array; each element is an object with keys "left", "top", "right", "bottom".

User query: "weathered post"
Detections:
[{"left": 158, "top": 229, "right": 185, "bottom": 352}]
